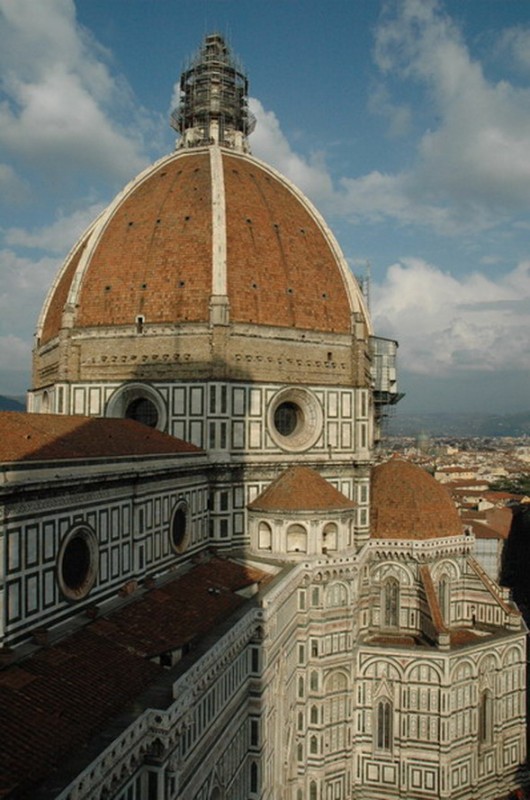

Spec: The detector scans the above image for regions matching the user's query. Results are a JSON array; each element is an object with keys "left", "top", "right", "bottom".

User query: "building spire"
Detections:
[{"left": 171, "top": 33, "right": 256, "bottom": 153}]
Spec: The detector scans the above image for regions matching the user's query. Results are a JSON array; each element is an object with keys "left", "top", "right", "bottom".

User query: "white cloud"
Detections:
[
  {"left": 5, "top": 202, "right": 104, "bottom": 254},
  {"left": 0, "top": 249, "right": 59, "bottom": 341},
  {"left": 0, "top": 0, "right": 155, "bottom": 182},
  {"left": 498, "top": 26, "right": 530, "bottom": 73},
  {"left": 344, "top": 0, "right": 530, "bottom": 233},
  {"left": 0, "top": 334, "right": 32, "bottom": 371},
  {"left": 248, "top": 0, "right": 530, "bottom": 238},
  {"left": 373, "top": 257, "right": 530, "bottom": 375},
  {"left": 0, "top": 162, "right": 28, "bottom": 204},
  {"left": 367, "top": 84, "right": 412, "bottom": 138},
  {"left": 249, "top": 97, "right": 334, "bottom": 205}
]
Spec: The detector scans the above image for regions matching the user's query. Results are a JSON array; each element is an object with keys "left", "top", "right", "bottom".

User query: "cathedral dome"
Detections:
[
  {"left": 37, "top": 147, "right": 364, "bottom": 345},
  {"left": 371, "top": 458, "right": 463, "bottom": 540},
  {"left": 31, "top": 33, "right": 375, "bottom": 427}
]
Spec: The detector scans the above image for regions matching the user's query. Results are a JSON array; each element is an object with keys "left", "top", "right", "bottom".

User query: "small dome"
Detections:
[
  {"left": 248, "top": 466, "right": 356, "bottom": 513},
  {"left": 371, "top": 459, "right": 462, "bottom": 540}
]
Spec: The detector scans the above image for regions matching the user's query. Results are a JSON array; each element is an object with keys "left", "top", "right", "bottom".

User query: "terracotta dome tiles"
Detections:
[
  {"left": 39, "top": 147, "right": 355, "bottom": 341},
  {"left": 371, "top": 458, "right": 463, "bottom": 540},
  {"left": 223, "top": 154, "right": 351, "bottom": 332},
  {"left": 40, "top": 236, "right": 89, "bottom": 345},
  {"left": 76, "top": 153, "right": 213, "bottom": 328},
  {"left": 249, "top": 466, "right": 356, "bottom": 513}
]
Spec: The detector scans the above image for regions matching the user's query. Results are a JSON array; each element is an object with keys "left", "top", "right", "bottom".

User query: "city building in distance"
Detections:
[{"left": 0, "top": 34, "right": 526, "bottom": 800}]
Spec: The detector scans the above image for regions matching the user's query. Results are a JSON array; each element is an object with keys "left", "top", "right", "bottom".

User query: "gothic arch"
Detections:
[
  {"left": 502, "top": 645, "right": 523, "bottom": 667},
  {"left": 374, "top": 697, "right": 393, "bottom": 752},
  {"left": 372, "top": 561, "right": 414, "bottom": 586},
  {"left": 431, "top": 559, "right": 459, "bottom": 581},
  {"left": 478, "top": 652, "right": 500, "bottom": 674},
  {"left": 324, "top": 581, "right": 349, "bottom": 608},
  {"left": 381, "top": 576, "right": 400, "bottom": 628},
  {"left": 324, "top": 669, "right": 348, "bottom": 693},
  {"left": 362, "top": 658, "right": 402, "bottom": 682},
  {"left": 451, "top": 658, "right": 475, "bottom": 683},
  {"left": 405, "top": 662, "right": 443, "bottom": 684}
]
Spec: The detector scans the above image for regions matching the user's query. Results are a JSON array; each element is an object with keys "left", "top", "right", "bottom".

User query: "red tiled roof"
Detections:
[
  {"left": 0, "top": 412, "right": 201, "bottom": 463},
  {"left": 371, "top": 459, "right": 463, "bottom": 539},
  {"left": 0, "top": 557, "right": 271, "bottom": 798},
  {"left": 419, "top": 564, "right": 447, "bottom": 634},
  {"left": 248, "top": 466, "right": 357, "bottom": 513},
  {"left": 468, "top": 520, "right": 506, "bottom": 540},
  {"left": 90, "top": 558, "right": 272, "bottom": 658},
  {"left": 0, "top": 628, "right": 160, "bottom": 799}
]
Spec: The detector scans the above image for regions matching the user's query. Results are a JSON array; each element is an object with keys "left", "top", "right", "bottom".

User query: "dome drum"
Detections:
[{"left": 31, "top": 321, "right": 368, "bottom": 393}]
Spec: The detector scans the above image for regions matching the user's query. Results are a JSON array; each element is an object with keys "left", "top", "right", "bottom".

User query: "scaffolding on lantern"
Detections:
[{"left": 171, "top": 33, "right": 256, "bottom": 152}]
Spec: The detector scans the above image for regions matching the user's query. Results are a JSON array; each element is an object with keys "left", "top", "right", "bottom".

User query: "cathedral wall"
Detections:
[
  {"left": 28, "top": 379, "right": 372, "bottom": 550},
  {"left": 30, "top": 379, "right": 371, "bottom": 462},
  {"left": 259, "top": 558, "right": 364, "bottom": 800},
  {"left": 354, "top": 635, "right": 526, "bottom": 800},
  {"left": 0, "top": 460, "right": 209, "bottom": 647}
]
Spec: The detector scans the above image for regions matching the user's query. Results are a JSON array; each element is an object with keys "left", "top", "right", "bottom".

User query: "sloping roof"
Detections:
[
  {"left": 468, "top": 520, "right": 506, "bottom": 540},
  {"left": 248, "top": 466, "right": 356, "bottom": 513},
  {"left": 0, "top": 557, "right": 271, "bottom": 799},
  {"left": 371, "top": 458, "right": 463, "bottom": 540},
  {"left": 0, "top": 412, "right": 201, "bottom": 463}
]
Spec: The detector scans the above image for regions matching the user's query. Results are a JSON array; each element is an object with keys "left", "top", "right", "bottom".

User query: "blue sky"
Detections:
[{"left": 1, "top": 0, "right": 529, "bottom": 414}]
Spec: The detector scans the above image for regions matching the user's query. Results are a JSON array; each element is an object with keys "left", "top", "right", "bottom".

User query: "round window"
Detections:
[
  {"left": 273, "top": 401, "right": 300, "bottom": 436},
  {"left": 105, "top": 382, "right": 167, "bottom": 431},
  {"left": 268, "top": 388, "right": 323, "bottom": 452},
  {"left": 58, "top": 527, "right": 98, "bottom": 601},
  {"left": 125, "top": 397, "right": 159, "bottom": 428},
  {"left": 170, "top": 502, "right": 189, "bottom": 554}
]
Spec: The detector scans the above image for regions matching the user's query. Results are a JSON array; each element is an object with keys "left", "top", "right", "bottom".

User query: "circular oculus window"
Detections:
[
  {"left": 125, "top": 396, "right": 159, "bottom": 428},
  {"left": 106, "top": 382, "right": 167, "bottom": 431},
  {"left": 170, "top": 501, "right": 190, "bottom": 554},
  {"left": 268, "top": 388, "right": 323, "bottom": 452},
  {"left": 57, "top": 526, "right": 98, "bottom": 601}
]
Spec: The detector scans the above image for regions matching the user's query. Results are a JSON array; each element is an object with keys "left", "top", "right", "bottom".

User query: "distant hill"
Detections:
[
  {"left": 385, "top": 411, "right": 530, "bottom": 438},
  {"left": 0, "top": 395, "right": 25, "bottom": 412}
]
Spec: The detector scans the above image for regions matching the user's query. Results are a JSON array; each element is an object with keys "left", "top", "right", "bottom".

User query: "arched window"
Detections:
[
  {"left": 376, "top": 698, "right": 393, "bottom": 751},
  {"left": 310, "top": 781, "right": 318, "bottom": 800},
  {"left": 310, "top": 705, "right": 318, "bottom": 724},
  {"left": 297, "top": 742, "right": 303, "bottom": 761},
  {"left": 310, "top": 671, "right": 318, "bottom": 691},
  {"left": 287, "top": 524, "right": 307, "bottom": 553},
  {"left": 298, "top": 676, "right": 304, "bottom": 698},
  {"left": 258, "top": 522, "right": 272, "bottom": 550},
  {"left": 382, "top": 577, "right": 399, "bottom": 628},
  {"left": 479, "top": 690, "right": 493, "bottom": 744},
  {"left": 310, "top": 735, "right": 318, "bottom": 754},
  {"left": 438, "top": 575, "right": 450, "bottom": 623},
  {"left": 298, "top": 711, "right": 304, "bottom": 730},
  {"left": 322, "top": 522, "right": 337, "bottom": 551},
  {"left": 325, "top": 582, "right": 348, "bottom": 608}
]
